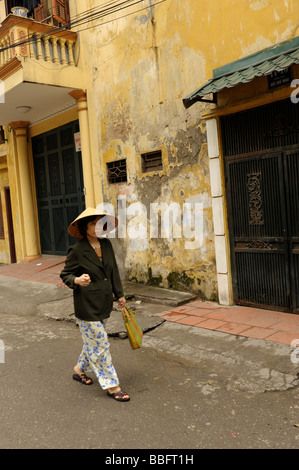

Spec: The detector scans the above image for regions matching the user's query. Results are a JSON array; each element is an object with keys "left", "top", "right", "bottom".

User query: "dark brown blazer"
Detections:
[{"left": 60, "top": 237, "right": 124, "bottom": 321}]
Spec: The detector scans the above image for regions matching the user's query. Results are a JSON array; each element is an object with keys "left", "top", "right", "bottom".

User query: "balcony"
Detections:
[{"left": 0, "top": 13, "right": 84, "bottom": 125}]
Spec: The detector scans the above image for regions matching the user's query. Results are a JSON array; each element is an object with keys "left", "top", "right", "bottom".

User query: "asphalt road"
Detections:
[{"left": 0, "top": 310, "right": 299, "bottom": 451}]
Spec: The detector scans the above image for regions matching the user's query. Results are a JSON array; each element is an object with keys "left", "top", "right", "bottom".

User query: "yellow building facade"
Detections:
[{"left": 0, "top": 1, "right": 298, "bottom": 311}]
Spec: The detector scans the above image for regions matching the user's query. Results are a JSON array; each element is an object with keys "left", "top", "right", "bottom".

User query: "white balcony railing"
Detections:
[{"left": 28, "top": 33, "right": 75, "bottom": 65}]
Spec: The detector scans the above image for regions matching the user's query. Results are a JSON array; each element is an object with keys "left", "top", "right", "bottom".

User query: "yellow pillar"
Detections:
[
  {"left": 9, "top": 121, "right": 39, "bottom": 262},
  {"left": 69, "top": 90, "right": 95, "bottom": 208}
]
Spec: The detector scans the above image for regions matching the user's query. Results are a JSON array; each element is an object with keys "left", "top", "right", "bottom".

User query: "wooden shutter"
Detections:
[
  {"left": 52, "top": 0, "right": 69, "bottom": 25},
  {"left": 34, "top": 0, "right": 47, "bottom": 22},
  {"left": 5, "top": 1, "right": 14, "bottom": 16}
]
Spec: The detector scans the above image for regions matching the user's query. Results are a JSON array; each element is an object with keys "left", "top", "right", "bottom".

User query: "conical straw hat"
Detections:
[{"left": 68, "top": 207, "right": 118, "bottom": 239}]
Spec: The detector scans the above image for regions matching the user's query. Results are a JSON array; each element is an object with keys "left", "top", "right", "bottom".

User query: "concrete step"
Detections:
[{"left": 122, "top": 281, "right": 197, "bottom": 306}]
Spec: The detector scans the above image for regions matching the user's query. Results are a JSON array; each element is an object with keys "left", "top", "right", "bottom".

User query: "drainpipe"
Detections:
[{"left": 148, "top": 0, "right": 153, "bottom": 20}]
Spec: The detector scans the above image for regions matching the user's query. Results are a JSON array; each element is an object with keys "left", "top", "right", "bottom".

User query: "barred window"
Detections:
[
  {"left": 107, "top": 159, "right": 127, "bottom": 184},
  {"left": 141, "top": 150, "right": 163, "bottom": 173}
]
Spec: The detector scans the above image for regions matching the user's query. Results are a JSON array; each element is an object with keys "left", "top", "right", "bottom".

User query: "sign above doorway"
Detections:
[{"left": 267, "top": 67, "right": 292, "bottom": 90}]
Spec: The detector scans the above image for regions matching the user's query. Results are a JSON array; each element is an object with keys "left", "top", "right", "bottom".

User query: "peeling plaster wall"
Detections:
[{"left": 83, "top": 0, "right": 299, "bottom": 300}]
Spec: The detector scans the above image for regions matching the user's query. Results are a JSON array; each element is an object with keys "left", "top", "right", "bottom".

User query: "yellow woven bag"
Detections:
[{"left": 121, "top": 306, "right": 143, "bottom": 350}]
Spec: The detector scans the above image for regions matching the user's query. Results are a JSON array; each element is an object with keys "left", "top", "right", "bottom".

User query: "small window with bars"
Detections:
[
  {"left": 107, "top": 159, "right": 127, "bottom": 184},
  {"left": 141, "top": 150, "right": 163, "bottom": 173}
]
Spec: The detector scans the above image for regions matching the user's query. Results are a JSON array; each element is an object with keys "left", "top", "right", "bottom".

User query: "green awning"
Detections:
[{"left": 183, "top": 36, "right": 299, "bottom": 109}]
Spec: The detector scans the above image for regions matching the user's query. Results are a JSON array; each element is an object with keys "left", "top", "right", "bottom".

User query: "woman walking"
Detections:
[{"left": 60, "top": 207, "right": 130, "bottom": 402}]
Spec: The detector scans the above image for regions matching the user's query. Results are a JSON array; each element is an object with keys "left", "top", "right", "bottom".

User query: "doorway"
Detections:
[
  {"left": 4, "top": 187, "right": 16, "bottom": 263},
  {"left": 222, "top": 98, "right": 299, "bottom": 313},
  {"left": 32, "top": 120, "right": 85, "bottom": 255}
]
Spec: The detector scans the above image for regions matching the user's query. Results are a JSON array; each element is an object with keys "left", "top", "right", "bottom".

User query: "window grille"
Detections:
[
  {"left": 107, "top": 159, "right": 127, "bottom": 184},
  {"left": 141, "top": 150, "right": 163, "bottom": 173}
]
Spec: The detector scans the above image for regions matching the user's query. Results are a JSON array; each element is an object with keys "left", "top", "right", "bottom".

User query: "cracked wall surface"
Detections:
[{"left": 81, "top": 0, "right": 299, "bottom": 300}]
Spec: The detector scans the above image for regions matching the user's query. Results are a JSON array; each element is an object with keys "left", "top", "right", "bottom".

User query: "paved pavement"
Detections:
[
  {"left": 1, "top": 256, "right": 299, "bottom": 449},
  {"left": 1, "top": 255, "right": 299, "bottom": 345},
  {"left": 2, "top": 309, "right": 299, "bottom": 450},
  {"left": 0, "top": 256, "right": 299, "bottom": 393}
]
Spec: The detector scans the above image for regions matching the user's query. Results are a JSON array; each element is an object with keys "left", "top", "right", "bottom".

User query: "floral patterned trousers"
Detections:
[{"left": 77, "top": 319, "right": 119, "bottom": 390}]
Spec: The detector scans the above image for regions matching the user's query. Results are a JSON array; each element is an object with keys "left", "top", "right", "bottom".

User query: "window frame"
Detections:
[
  {"left": 141, "top": 150, "right": 163, "bottom": 174},
  {"left": 106, "top": 159, "right": 128, "bottom": 185}
]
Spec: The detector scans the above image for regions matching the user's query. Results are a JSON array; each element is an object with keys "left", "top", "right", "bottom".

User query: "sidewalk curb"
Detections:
[{"left": 142, "top": 321, "right": 299, "bottom": 393}]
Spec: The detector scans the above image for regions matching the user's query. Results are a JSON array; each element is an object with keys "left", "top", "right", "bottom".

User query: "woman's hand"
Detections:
[
  {"left": 118, "top": 297, "right": 126, "bottom": 308},
  {"left": 74, "top": 274, "right": 91, "bottom": 287}
]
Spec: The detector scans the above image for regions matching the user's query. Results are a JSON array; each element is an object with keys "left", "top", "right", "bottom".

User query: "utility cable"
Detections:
[
  {"left": 0, "top": 0, "right": 160, "bottom": 52},
  {"left": 0, "top": 0, "right": 144, "bottom": 35}
]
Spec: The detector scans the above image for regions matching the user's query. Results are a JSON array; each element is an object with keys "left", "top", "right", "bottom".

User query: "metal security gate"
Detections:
[
  {"left": 32, "top": 121, "right": 85, "bottom": 255},
  {"left": 222, "top": 99, "right": 299, "bottom": 313}
]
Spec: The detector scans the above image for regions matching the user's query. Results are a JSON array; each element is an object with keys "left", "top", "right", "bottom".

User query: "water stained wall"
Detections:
[{"left": 81, "top": 0, "right": 299, "bottom": 300}]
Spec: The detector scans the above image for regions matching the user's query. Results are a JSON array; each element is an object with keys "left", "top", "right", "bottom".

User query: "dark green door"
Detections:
[
  {"left": 222, "top": 98, "right": 299, "bottom": 313},
  {"left": 32, "top": 121, "right": 85, "bottom": 255}
]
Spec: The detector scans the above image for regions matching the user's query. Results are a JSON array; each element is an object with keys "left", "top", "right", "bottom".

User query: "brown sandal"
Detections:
[
  {"left": 72, "top": 373, "right": 93, "bottom": 385},
  {"left": 107, "top": 389, "right": 130, "bottom": 402}
]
